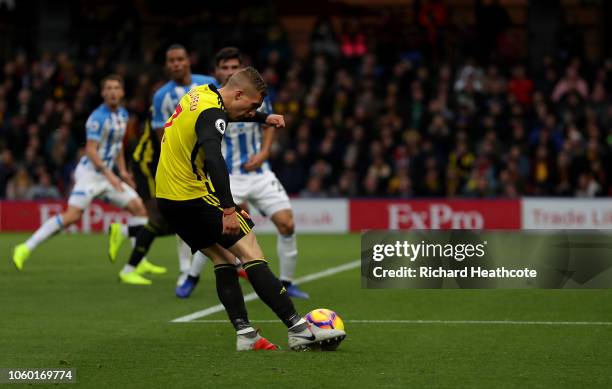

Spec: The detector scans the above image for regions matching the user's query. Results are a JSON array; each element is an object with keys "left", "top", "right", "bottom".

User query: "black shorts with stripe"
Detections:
[{"left": 157, "top": 194, "right": 255, "bottom": 251}]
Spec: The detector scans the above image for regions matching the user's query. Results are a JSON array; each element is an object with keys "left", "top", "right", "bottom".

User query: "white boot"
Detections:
[{"left": 288, "top": 322, "right": 346, "bottom": 351}]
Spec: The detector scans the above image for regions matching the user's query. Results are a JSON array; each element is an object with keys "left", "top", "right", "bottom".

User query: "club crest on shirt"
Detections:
[
  {"left": 215, "top": 119, "right": 226, "bottom": 134},
  {"left": 87, "top": 118, "right": 100, "bottom": 132}
]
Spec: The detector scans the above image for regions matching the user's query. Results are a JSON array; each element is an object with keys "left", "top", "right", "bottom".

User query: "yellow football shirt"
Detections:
[{"left": 156, "top": 84, "right": 225, "bottom": 201}]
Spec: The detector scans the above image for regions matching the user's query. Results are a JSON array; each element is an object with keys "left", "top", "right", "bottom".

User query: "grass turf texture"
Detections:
[{"left": 1, "top": 232, "right": 611, "bottom": 388}]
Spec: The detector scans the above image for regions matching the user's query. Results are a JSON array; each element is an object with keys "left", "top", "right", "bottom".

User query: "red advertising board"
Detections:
[
  {"left": 349, "top": 199, "right": 521, "bottom": 231},
  {"left": 0, "top": 198, "right": 521, "bottom": 233},
  {"left": 0, "top": 201, "right": 131, "bottom": 232}
]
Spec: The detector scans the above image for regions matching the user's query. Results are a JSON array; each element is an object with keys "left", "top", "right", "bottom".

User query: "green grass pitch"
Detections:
[{"left": 1, "top": 232, "right": 611, "bottom": 388}]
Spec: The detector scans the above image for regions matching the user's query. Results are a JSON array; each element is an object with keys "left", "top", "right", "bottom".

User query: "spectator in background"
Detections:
[
  {"left": 26, "top": 170, "right": 60, "bottom": 199},
  {"left": 366, "top": 155, "right": 391, "bottom": 189},
  {"left": 362, "top": 173, "right": 380, "bottom": 196},
  {"left": 1, "top": 4, "right": 611, "bottom": 201},
  {"left": 310, "top": 17, "right": 340, "bottom": 59},
  {"left": 508, "top": 64, "right": 533, "bottom": 107},
  {"left": 455, "top": 59, "right": 484, "bottom": 93},
  {"left": 45, "top": 124, "right": 77, "bottom": 173},
  {"left": 275, "top": 150, "right": 305, "bottom": 195},
  {"left": 340, "top": 19, "right": 367, "bottom": 61},
  {"left": 531, "top": 146, "right": 555, "bottom": 195},
  {"left": 552, "top": 65, "right": 588, "bottom": 103},
  {"left": 387, "top": 167, "right": 414, "bottom": 198},
  {"left": 332, "top": 170, "right": 359, "bottom": 197},
  {"left": 0, "top": 148, "right": 15, "bottom": 197},
  {"left": 590, "top": 67, "right": 608, "bottom": 107},
  {"left": 475, "top": 0, "right": 511, "bottom": 61},
  {"left": 418, "top": 0, "right": 448, "bottom": 62},
  {"left": 6, "top": 165, "right": 31, "bottom": 199},
  {"left": 575, "top": 172, "right": 601, "bottom": 197},
  {"left": 261, "top": 24, "right": 292, "bottom": 77},
  {"left": 300, "top": 175, "right": 327, "bottom": 198},
  {"left": 555, "top": 151, "right": 573, "bottom": 196},
  {"left": 464, "top": 171, "right": 496, "bottom": 198},
  {"left": 448, "top": 139, "right": 475, "bottom": 189}
]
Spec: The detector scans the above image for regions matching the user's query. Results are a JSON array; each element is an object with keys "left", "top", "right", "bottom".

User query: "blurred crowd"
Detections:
[{"left": 0, "top": 1, "right": 610, "bottom": 200}]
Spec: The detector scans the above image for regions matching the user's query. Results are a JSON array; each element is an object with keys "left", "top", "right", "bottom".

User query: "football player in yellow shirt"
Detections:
[{"left": 156, "top": 67, "right": 345, "bottom": 351}]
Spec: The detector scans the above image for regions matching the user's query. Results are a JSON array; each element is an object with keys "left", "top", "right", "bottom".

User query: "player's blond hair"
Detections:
[{"left": 226, "top": 67, "right": 267, "bottom": 96}]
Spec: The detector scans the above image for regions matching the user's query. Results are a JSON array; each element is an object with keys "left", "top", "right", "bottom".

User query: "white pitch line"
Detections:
[
  {"left": 171, "top": 259, "right": 361, "bottom": 323},
  {"left": 188, "top": 319, "right": 612, "bottom": 326}
]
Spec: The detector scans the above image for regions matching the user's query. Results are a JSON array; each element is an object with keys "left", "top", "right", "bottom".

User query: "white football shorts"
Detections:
[
  {"left": 68, "top": 164, "right": 139, "bottom": 210},
  {"left": 229, "top": 171, "right": 291, "bottom": 217}
]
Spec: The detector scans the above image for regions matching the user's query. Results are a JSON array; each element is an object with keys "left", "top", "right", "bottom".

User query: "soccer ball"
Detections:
[
  {"left": 305, "top": 308, "right": 345, "bottom": 350},
  {"left": 305, "top": 308, "right": 344, "bottom": 330}
]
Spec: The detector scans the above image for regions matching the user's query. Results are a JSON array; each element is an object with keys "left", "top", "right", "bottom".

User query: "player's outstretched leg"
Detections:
[
  {"left": 175, "top": 251, "right": 207, "bottom": 298},
  {"left": 176, "top": 237, "right": 193, "bottom": 285},
  {"left": 215, "top": 262, "right": 278, "bottom": 351},
  {"left": 12, "top": 206, "right": 84, "bottom": 271},
  {"left": 118, "top": 198, "right": 166, "bottom": 285},
  {"left": 118, "top": 223, "right": 166, "bottom": 285},
  {"left": 108, "top": 222, "right": 126, "bottom": 262},
  {"left": 272, "top": 209, "right": 309, "bottom": 299},
  {"left": 203, "top": 246, "right": 278, "bottom": 351},
  {"left": 224, "top": 232, "right": 345, "bottom": 350},
  {"left": 107, "top": 216, "right": 148, "bottom": 262},
  {"left": 176, "top": 253, "right": 246, "bottom": 298}
]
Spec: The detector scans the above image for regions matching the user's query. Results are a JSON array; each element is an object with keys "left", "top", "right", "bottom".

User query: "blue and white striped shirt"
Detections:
[
  {"left": 79, "top": 104, "right": 129, "bottom": 171},
  {"left": 151, "top": 74, "right": 217, "bottom": 129},
  {"left": 221, "top": 97, "right": 273, "bottom": 176}
]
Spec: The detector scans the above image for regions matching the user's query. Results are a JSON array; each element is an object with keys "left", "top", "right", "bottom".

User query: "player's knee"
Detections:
[
  {"left": 203, "top": 246, "right": 235, "bottom": 265},
  {"left": 275, "top": 215, "right": 295, "bottom": 236},
  {"left": 127, "top": 198, "right": 147, "bottom": 217},
  {"left": 149, "top": 213, "right": 173, "bottom": 236},
  {"left": 63, "top": 207, "right": 83, "bottom": 225},
  {"left": 279, "top": 221, "right": 294, "bottom": 236},
  {"left": 144, "top": 198, "right": 159, "bottom": 216}
]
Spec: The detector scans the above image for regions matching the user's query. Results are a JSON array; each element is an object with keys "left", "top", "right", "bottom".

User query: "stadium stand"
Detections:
[{"left": 0, "top": 0, "right": 610, "bottom": 199}]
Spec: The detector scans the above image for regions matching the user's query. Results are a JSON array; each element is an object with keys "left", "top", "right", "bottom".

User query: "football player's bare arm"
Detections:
[
  {"left": 85, "top": 140, "right": 123, "bottom": 192},
  {"left": 115, "top": 144, "right": 135, "bottom": 189},
  {"left": 244, "top": 124, "right": 276, "bottom": 172}
]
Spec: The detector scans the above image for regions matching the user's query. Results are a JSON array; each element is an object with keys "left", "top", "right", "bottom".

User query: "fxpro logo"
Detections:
[
  {"left": 388, "top": 204, "right": 484, "bottom": 229},
  {"left": 39, "top": 203, "right": 129, "bottom": 233}
]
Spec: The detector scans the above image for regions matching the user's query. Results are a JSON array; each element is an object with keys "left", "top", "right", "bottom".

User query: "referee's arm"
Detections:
[{"left": 195, "top": 108, "right": 235, "bottom": 210}]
